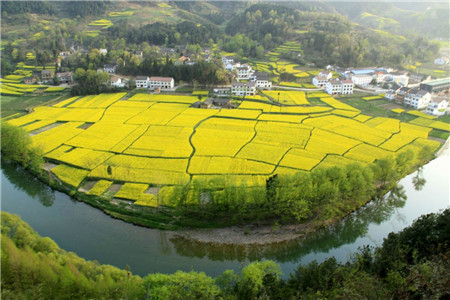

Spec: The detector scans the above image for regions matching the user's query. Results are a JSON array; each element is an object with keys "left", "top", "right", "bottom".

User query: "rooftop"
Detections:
[
  {"left": 150, "top": 76, "right": 173, "bottom": 82},
  {"left": 421, "top": 77, "right": 450, "bottom": 87}
]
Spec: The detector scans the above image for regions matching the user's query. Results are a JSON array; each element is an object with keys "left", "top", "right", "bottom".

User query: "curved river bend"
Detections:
[{"left": 1, "top": 153, "right": 449, "bottom": 278}]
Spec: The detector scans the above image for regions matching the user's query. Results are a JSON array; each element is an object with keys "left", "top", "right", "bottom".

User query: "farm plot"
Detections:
[
  {"left": 6, "top": 92, "right": 440, "bottom": 205},
  {"left": 263, "top": 90, "right": 309, "bottom": 105}
]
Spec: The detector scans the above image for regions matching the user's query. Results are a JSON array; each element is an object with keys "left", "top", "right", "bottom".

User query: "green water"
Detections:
[{"left": 1, "top": 154, "right": 448, "bottom": 278}]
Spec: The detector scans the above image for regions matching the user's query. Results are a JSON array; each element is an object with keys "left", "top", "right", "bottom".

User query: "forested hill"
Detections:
[
  {"left": 0, "top": 1, "right": 444, "bottom": 70},
  {"left": 2, "top": 210, "right": 449, "bottom": 298}
]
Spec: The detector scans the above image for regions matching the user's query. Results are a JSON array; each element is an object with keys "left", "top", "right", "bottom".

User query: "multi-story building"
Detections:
[
  {"left": 251, "top": 72, "right": 272, "bottom": 89},
  {"left": 341, "top": 79, "right": 354, "bottom": 94},
  {"left": 351, "top": 74, "right": 373, "bottom": 86},
  {"left": 56, "top": 72, "right": 73, "bottom": 84},
  {"left": 395, "top": 87, "right": 411, "bottom": 104},
  {"left": 231, "top": 81, "right": 256, "bottom": 96},
  {"left": 135, "top": 76, "right": 150, "bottom": 88},
  {"left": 326, "top": 79, "right": 354, "bottom": 95},
  {"left": 312, "top": 75, "right": 328, "bottom": 88},
  {"left": 41, "top": 70, "right": 54, "bottom": 83},
  {"left": 426, "top": 96, "right": 448, "bottom": 116},
  {"left": 326, "top": 79, "right": 342, "bottom": 95},
  {"left": 236, "top": 65, "right": 253, "bottom": 80},
  {"left": 222, "top": 56, "right": 234, "bottom": 65},
  {"left": 149, "top": 76, "right": 174, "bottom": 90},
  {"left": 404, "top": 89, "right": 431, "bottom": 109}
]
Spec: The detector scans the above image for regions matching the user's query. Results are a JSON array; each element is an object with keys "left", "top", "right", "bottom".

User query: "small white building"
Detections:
[
  {"left": 231, "top": 81, "right": 256, "bottom": 96},
  {"left": 222, "top": 56, "right": 234, "bottom": 65},
  {"left": 111, "top": 76, "right": 126, "bottom": 88},
  {"left": 250, "top": 72, "right": 272, "bottom": 89},
  {"left": 404, "top": 89, "right": 431, "bottom": 109},
  {"left": 99, "top": 48, "right": 108, "bottom": 55},
  {"left": 236, "top": 65, "right": 253, "bottom": 80},
  {"left": 149, "top": 76, "right": 174, "bottom": 90},
  {"left": 385, "top": 89, "right": 398, "bottom": 100},
  {"left": 391, "top": 72, "right": 409, "bottom": 87},
  {"left": 426, "top": 97, "right": 448, "bottom": 116},
  {"left": 135, "top": 76, "right": 150, "bottom": 88},
  {"left": 351, "top": 74, "right": 373, "bottom": 86},
  {"left": 103, "top": 64, "right": 118, "bottom": 74},
  {"left": 318, "top": 70, "right": 332, "bottom": 80},
  {"left": 434, "top": 57, "right": 449, "bottom": 65},
  {"left": 312, "top": 75, "right": 328, "bottom": 88}
]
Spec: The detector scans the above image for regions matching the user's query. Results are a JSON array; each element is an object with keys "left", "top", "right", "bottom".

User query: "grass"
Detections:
[
  {"left": 1, "top": 92, "right": 71, "bottom": 117},
  {"left": 429, "top": 129, "right": 450, "bottom": 140}
]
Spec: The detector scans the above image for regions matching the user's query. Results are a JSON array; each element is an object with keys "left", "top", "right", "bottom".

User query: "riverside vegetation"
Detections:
[
  {"left": 1, "top": 209, "right": 448, "bottom": 299},
  {"left": 1, "top": 91, "right": 442, "bottom": 229}
]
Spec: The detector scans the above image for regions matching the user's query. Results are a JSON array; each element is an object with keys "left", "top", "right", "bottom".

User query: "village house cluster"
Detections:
[
  {"left": 312, "top": 70, "right": 354, "bottom": 95},
  {"left": 385, "top": 78, "right": 450, "bottom": 116}
]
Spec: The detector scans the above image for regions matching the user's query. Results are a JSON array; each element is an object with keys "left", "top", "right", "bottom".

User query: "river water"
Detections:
[{"left": 1, "top": 152, "right": 449, "bottom": 278}]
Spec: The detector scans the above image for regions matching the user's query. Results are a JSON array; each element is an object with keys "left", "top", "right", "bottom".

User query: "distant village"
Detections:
[{"left": 26, "top": 45, "right": 450, "bottom": 117}]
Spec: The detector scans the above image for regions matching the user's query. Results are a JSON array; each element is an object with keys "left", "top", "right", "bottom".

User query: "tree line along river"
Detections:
[{"left": 1, "top": 151, "right": 448, "bottom": 278}]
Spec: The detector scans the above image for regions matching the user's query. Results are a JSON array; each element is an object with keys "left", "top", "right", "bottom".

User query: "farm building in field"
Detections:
[
  {"left": 426, "top": 96, "right": 448, "bottom": 116},
  {"left": 213, "top": 88, "right": 231, "bottom": 97},
  {"left": 56, "top": 72, "right": 73, "bottom": 84},
  {"left": 231, "top": 81, "right": 256, "bottom": 96},
  {"left": 420, "top": 77, "right": 450, "bottom": 93},
  {"left": 404, "top": 89, "right": 431, "bottom": 109},
  {"left": 149, "top": 76, "right": 174, "bottom": 90},
  {"left": 190, "top": 98, "right": 235, "bottom": 109},
  {"left": 135, "top": 76, "right": 150, "bottom": 88},
  {"left": 24, "top": 77, "right": 36, "bottom": 84}
]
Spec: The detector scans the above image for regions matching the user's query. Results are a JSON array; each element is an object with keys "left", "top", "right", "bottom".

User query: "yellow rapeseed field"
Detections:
[{"left": 5, "top": 91, "right": 441, "bottom": 204}]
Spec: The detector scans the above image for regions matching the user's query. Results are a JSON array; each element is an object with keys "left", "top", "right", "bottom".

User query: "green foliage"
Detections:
[
  {"left": 1, "top": 121, "right": 44, "bottom": 172},
  {"left": 1, "top": 210, "right": 449, "bottom": 299}
]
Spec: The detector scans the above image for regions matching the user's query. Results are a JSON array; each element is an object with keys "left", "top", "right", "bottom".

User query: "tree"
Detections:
[{"left": 1, "top": 121, "right": 44, "bottom": 172}]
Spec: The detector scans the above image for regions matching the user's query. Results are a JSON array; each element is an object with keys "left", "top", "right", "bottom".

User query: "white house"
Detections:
[
  {"left": 111, "top": 76, "right": 126, "bottom": 88},
  {"left": 251, "top": 72, "right": 272, "bottom": 89},
  {"left": 318, "top": 70, "right": 332, "bottom": 80},
  {"left": 426, "top": 96, "right": 448, "bottom": 116},
  {"left": 326, "top": 79, "right": 342, "bottom": 95},
  {"left": 351, "top": 74, "right": 373, "bottom": 86},
  {"left": 312, "top": 75, "right": 328, "bottom": 88},
  {"left": 236, "top": 65, "right": 253, "bottom": 80},
  {"left": 135, "top": 76, "right": 150, "bottom": 88},
  {"left": 404, "top": 89, "right": 431, "bottom": 109},
  {"left": 149, "top": 76, "right": 174, "bottom": 90},
  {"left": 103, "top": 64, "right": 118, "bottom": 74},
  {"left": 434, "top": 57, "right": 449, "bottom": 65},
  {"left": 231, "top": 81, "right": 256, "bottom": 96}
]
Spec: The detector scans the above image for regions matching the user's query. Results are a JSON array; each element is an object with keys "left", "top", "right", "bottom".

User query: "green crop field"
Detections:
[{"left": 6, "top": 92, "right": 443, "bottom": 207}]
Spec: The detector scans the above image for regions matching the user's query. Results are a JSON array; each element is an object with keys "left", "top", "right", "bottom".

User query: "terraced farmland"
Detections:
[{"left": 6, "top": 92, "right": 442, "bottom": 207}]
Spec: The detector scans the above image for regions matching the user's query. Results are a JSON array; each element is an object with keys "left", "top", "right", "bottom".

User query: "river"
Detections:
[{"left": 1, "top": 152, "right": 449, "bottom": 278}]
